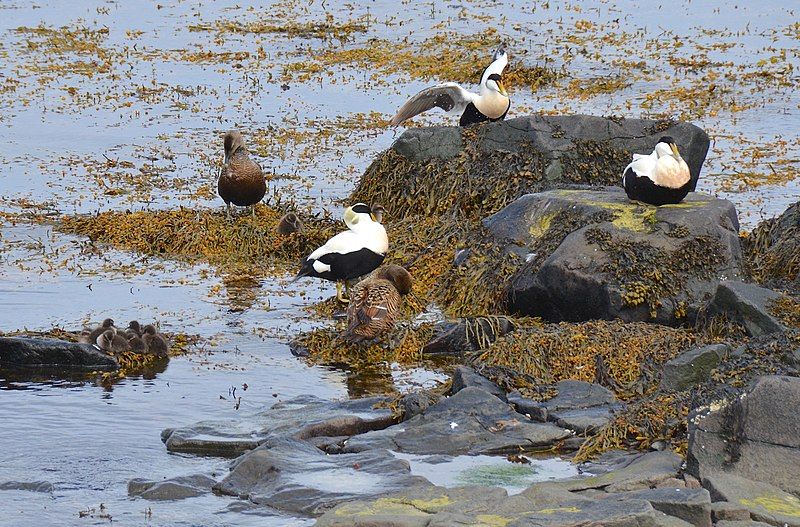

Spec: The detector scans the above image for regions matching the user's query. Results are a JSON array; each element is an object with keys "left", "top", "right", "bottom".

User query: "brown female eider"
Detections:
[
  {"left": 218, "top": 130, "right": 266, "bottom": 218},
  {"left": 345, "top": 264, "right": 412, "bottom": 342}
]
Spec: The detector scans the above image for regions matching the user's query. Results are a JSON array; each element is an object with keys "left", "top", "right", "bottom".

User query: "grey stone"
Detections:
[
  {"left": 687, "top": 375, "right": 800, "bottom": 494},
  {"left": 564, "top": 451, "right": 682, "bottom": 492},
  {"left": 341, "top": 387, "right": 570, "bottom": 455},
  {"left": 551, "top": 405, "right": 618, "bottom": 434},
  {"left": 604, "top": 487, "right": 711, "bottom": 527},
  {"left": 702, "top": 473, "right": 800, "bottom": 527},
  {"left": 715, "top": 522, "right": 774, "bottom": 527},
  {"left": 0, "top": 481, "right": 54, "bottom": 493},
  {"left": 128, "top": 474, "right": 216, "bottom": 501},
  {"left": 451, "top": 366, "right": 505, "bottom": 401},
  {"left": 487, "top": 188, "right": 742, "bottom": 324},
  {"left": 162, "top": 395, "right": 394, "bottom": 457},
  {"left": 215, "top": 438, "right": 426, "bottom": 516},
  {"left": 711, "top": 501, "right": 752, "bottom": 522},
  {"left": 659, "top": 344, "right": 729, "bottom": 392},
  {"left": 542, "top": 380, "right": 618, "bottom": 412},
  {"left": 397, "top": 391, "right": 441, "bottom": 420},
  {"left": 702, "top": 281, "right": 787, "bottom": 336},
  {"left": 507, "top": 390, "right": 548, "bottom": 421},
  {"left": 0, "top": 337, "right": 118, "bottom": 372},
  {"left": 652, "top": 511, "right": 695, "bottom": 527},
  {"left": 507, "top": 498, "right": 660, "bottom": 527}
]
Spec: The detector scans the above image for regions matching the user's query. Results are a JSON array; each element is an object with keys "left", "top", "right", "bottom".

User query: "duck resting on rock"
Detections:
[
  {"left": 390, "top": 43, "right": 510, "bottom": 127},
  {"left": 217, "top": 130, "right": 267, "bottom": 218},
  {"left": 293, "top": 203, "right": 388, "bottom": 303},
  {"left": 622, "top": 136, "right": 692, "bottom": 206},
  {"left": 345, "top": 264, "right": 413, "bottom": 343}
]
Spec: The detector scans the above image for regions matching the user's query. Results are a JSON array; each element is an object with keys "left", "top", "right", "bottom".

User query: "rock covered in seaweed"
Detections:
[
  {"left": 482, "top": 187, "right": 743, "bottom": 325},
  {"left": 350, "top": 115, "right": 709, "bottom": 221},
  {"left": 744, "top": 199, "right": 800, "bottom": 291},
  {"left": 0, "top": 336, "right": 118, "bottom": 372}
]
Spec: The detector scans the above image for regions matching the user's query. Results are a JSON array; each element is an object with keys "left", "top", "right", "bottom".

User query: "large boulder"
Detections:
[
  {"left": 700, "top": 281, "right": 788, "bottom": 336},
  {"left": 351, "top": 115, "right": 709, "bottom": 220},
  {"left": 687, "top": 375, "right": 800, "bottom": 495},
  {"left": 482, "top": 187, "right": 743, "bottom": 324},
  {"left": 0, "top": 337, "right": 118, "bottom": 372},
  {"left": 744, "top": 200, "right": 800, "bottom": 289}
]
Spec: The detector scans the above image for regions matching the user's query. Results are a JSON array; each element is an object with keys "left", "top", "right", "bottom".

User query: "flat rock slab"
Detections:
[
  {"left": 450, "top": 365, "right": 506, "bottom": 401},
  {"left": 703, "top": 473, "right": 800, "bottom": 527},
  {"left": 566, "top": 451, "right": 683, "bottom": 493},
  {"left": 0, "top": 480, "right": 54, "bottom": 493},
  {"left": 484, "top": 188, "right": 743, "bottom": 324},
  {"left": 603, "top": 487, "right": 712, "bottom": 527},
  {"left": 660, "top": 344, "right": 729, "bottom": 392},
  {"left": 0, "top": 337, "right": 117, "bottom": 371},
  {"left": 688, "top": 375, "right": 800, "bottom": 494},
  {"left": 162, "top": 395, "right": 394, "bottom": 457},
  {"left": 702, "top": 281, "right": 788, "bottom": 336},
  {"left": 342, "top": 387, "right": 571, "bottom": 455},
  {"left": 214, "top": 438, "right": 428, "bottom": 516},
  {"left": 128, "top": 474, "right": 216, "bottom": 501},
  {"left": 551, "top": 405, "right": 619, "bottom": 434}
]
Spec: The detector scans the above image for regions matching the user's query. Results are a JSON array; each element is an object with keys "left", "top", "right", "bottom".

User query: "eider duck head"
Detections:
[
  {"left": 654, "top": 136, "right": 680, "bottom": 159},
  {"left": 375, "top": 264, "right": 413, "bottom": 296},
  {"left": 343, "top": 203, "right": 375, "bottom": 229},
  {"left": 223, "top": 131, "right": 246, "bottom": 164},
  {"left": 653, "top": 136, "right": 690, "bottom": 189},
  {"left": 484, "top": 73, "right": 508, "bottom": 97}
]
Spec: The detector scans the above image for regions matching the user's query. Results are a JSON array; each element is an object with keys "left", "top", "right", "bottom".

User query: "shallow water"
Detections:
[{"left": 0, "top": 0, "right": 798, "bottom": 525}]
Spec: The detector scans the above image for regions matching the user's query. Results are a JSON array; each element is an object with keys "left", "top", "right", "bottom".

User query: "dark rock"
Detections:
[
  {"left": 162, "top": 395, "right": 394, "bottom": 457},
  {"left": 507, "top": 498, "right": 659, "bottom": 527},
  {"left": 659, "top": 344, "right": 729, "bottom": 392},
  {"left": 711, "top": 501, "right": 752, "bottom": 522},
  {"left": 486, "top": 188, "right": 742, "bottom": 324},
  {"left": 603, "top": 487, "right": 712, "bottom": 527},
  {"left": 715, "top": 522, "right": 774, "bottom": 527},
  {"left": 552, "top": 405, "right": 618, "bottom": 434},
  {"left": 652, "top": 512, "right": 695, "bottom": 527},
  {"left": 341, "top": 387, "right": 570, "bottom": 455},
  {"left": 569, "top": 451, "right": 683, "bottom": 492},
  {"left": 542, "top": 380, "right": 618, "bottom": 412},
  {"left": 507, "top": 390, "right": 548, "bottom": 421},
  {"left": 702, "top": 473, "right": 800, "bottom": 527},
  {"left": 701, "top": 281, "right": 787, "bottom": 336},
  {"left": 743, "top": 199, "right": 800, "bottom": 288},
  {"left": 422, "top": 317, "right": 515, "bottom": 355},
  {"left": 0, "top": 481, "right": 54, "bottom": 493},
  {"left": 397, "top": 391, "right": 441, "bottom": 420},
  {"left": 688, "top": 375, "right": 800, "bottom": 494},
  {"left": 0, "top": 337, "right": 118, "bottom": 372},
  {"left": 214, "top": 438, "right": 426, "bottom": 516},
  {"left": 128, "top": 474, "right": 216, "bottom": 501},
  {"left": 451, "top": 366, "right": 505, "bottom": 401}
]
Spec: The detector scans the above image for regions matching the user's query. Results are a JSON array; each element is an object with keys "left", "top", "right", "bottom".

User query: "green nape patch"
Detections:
[{"left": 56, "top": 204, "right": 339, "bottom": 274}]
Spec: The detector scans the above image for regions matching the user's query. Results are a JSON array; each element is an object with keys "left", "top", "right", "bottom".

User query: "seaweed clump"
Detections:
[{"left": 743, "top": 201, "right": 800, "bottom": 287}]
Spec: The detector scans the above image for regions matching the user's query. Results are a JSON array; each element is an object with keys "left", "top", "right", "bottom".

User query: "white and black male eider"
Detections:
[
  {"left": 294, "top": 203, "right": 388, "bottom": 303},
  {"left": 389, "top": 44, "right": 510, "bottom": 127},
  {"left": 622, "top": 136, "right": 692, "bottom": 206}
]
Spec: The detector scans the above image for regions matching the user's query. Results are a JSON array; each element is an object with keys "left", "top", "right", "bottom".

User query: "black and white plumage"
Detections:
[
  {"left": 294, "top": 203, "right": 389, "bottom": 303},
  {"left": 622, "top": 136, "right": 692, "bottom": 206},
  {"left": 390, "top": 44, "right": 510, "bottom": 127}
]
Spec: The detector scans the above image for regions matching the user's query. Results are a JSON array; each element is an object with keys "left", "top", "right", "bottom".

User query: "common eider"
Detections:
[
  {"left": 277, "top": 212, "right": 303, "bottom": 235},
  {"left": 217, "top": 130, "right": 267, "bottom": 218},
  {"left": 390, "top": 44, "right": 510, "bottom": 127},
  {"left": 142, "top": 324, "right": 169, "bottom": 358},
  {"left": 622, "top": 136, "right": 692, "bottom": 206},
  {"left": 345, "top": 264, "right": 413, "bottom": 342},
  {"left": 85, "top": 318, "right": 115, "bottom": 345},
  {"left": 96, "top": 328, "right": 131, "bottom": 354},
  {"left": 294, "top": 203, "right": 388, "bottom": 303}
]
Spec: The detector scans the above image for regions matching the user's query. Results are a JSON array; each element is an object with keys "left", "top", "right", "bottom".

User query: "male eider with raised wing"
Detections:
[
  {"left": 345, "top": 264, "right": 413, "bottom": 343},
  {"left": 217, "top": 130, "right": 267, "bottom": 218},
  {"left": 294, "top": 203, "right": 388, "bottom": 303},
  {"left": 622, "top": 136, "right": 692, "bottom": 206},
  {"left": 390, "top": 44, "right": 510, "bottom": 127}
]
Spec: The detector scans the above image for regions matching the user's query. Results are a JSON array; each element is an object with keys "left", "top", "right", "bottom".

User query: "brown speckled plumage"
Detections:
[
  {"left": 345, "top": 265, "right": 412, "bottom": 342},
  {"left": 218, "top": 131, "right": 266, "bottom": 215}
]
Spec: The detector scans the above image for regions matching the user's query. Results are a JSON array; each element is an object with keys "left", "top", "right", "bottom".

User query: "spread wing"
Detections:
[{"left": 390, "top": 83, "right": 476, "bottom": 126}]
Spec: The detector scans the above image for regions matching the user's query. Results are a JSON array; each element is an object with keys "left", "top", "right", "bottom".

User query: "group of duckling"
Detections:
[
  {"left": 214, "top": 42, "right": 694, "bottom": 343},
  {"left": 81, "top": 319, "right": 169, "bottom": 358}
]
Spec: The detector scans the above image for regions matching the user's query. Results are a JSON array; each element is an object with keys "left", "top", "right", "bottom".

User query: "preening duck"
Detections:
[
  {"left": 345, "top": 264, "right": 412, "bottom": 343},
  {"left": 217, "top": 130, "right": 267, "bottom": 218},
  {"left": 294, "top": 203, "right": 388, "bottom": 303},
  {"left": 622, "top": 136, "right": 692, "bottom": 206},
  {"left": 277, "top": 212, "right": 304, "bottom": 235},
  {"left": 390, "top": 44, "right": 510, "bottom": 127}
]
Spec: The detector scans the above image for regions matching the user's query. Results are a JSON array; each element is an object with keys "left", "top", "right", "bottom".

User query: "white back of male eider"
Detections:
[
  {"left": 389, "top": 43, "right": 510, "bottom": 127},
  {"left": 622, "top": 136, "right": 692, "bottom": 206},
  {"left": 294, "top": 204, "right": 388, "bottom": 283}
]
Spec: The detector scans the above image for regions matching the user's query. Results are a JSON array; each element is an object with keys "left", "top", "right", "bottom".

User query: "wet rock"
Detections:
[
  {"left": 0, "top": 337, "right": 118, "bottom": 372},
  {"left": 0, "top": 481, "right": 54, "bottom": 493},
  {"left": 507, "top": 498, "right": 659, "bottom": 527},
  {"left": 214, "top": 438, "right": 428, "bottom": 516},
  {"left": 397, "top": 391, "right": 441, "bottom": 420},
  {"left": 486, "top": 188, "right": 742, "bottom": 324},
  {"left": 744, "top": 199, "right": 800, "bottom": 288},
  {"left": 603, "top": 487, "right": 712, "bottom": 527},
  {"left": 701, "top": 281, "right": 787, "bottom": 336},
  {"left": 543, "top": 380, "right": 618, "bottom": 411},
  {"left": 162, "top": 395, "right": 394, "bottom": 457},
  {"left": 568, "top": 451, "right": 683, "bottom": 492},
  {"left": 659, "top": 344, "right": 729, "bottom": 392},
  {"left": 687, "top": 375, "right": 800, "bottom": 494},
  {"left": 507, "top": 390, "right": 548, "bottom": 421},
  {"left": 711, "top": 501, "right": 752, "bottom": 522},
  {"left": 128, "top": 474, "right": 216, "bottom": 501},
  {"left": 715, "top": 521, "right": 774, "bottom": 527},
  {"left": 552, "top": 405, "right": 618, "bottom": 434},
  {"left": 451, "top": 366, "right": 505, "bottom": 401},
  {"left": 422, "top": 317, "right": 515, "bottom": 355},
  {"left": 702, "top": 473, "right": 800, "bottom": 527},
  {"left": 341, "top": 387, "right": 570, "bottom": 455}
]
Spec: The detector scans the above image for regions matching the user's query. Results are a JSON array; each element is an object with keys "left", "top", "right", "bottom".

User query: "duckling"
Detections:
[
  {"left": 217, "top": 130, "right": 267, "bottom": 219},
  {"left": 96, "top": 328, "right": 131, "bottom": 354},
  {"left": 142, "top": 324, "right": 169, "bottom": 358},
  {"left": 277, "top": 212, "right": 303, "bottom": 235},
  {"left": 84, "top": 318, "right": 115, "bottom": 345},
  {"left": 126, "top": 330, "right": 146, "bottom": 354},
  {"left": 371, "top": 204, "right": 386, "bottom": 224},
  {"left": 345, "top": 264, "right": 413, "bottom": 342},
  {"left": 126, "top": 320, "right": 142, "bottom": 337}
]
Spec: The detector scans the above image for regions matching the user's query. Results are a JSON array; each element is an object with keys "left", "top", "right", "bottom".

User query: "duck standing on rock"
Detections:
[
  {"left": 293, "top": 204, "right": 388, "bottom": 303},
  {"left": 345, "top": 264, "right": 413, "bottom": 343},
  {"left": 390, "top": 43, "right": 510, "bottom": 127},
  {"left": 622, "top": 136, "right": 692, "bottom": 206},
  {"left": 217, "top": 130, "right": 266, "bottom": 218}
]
